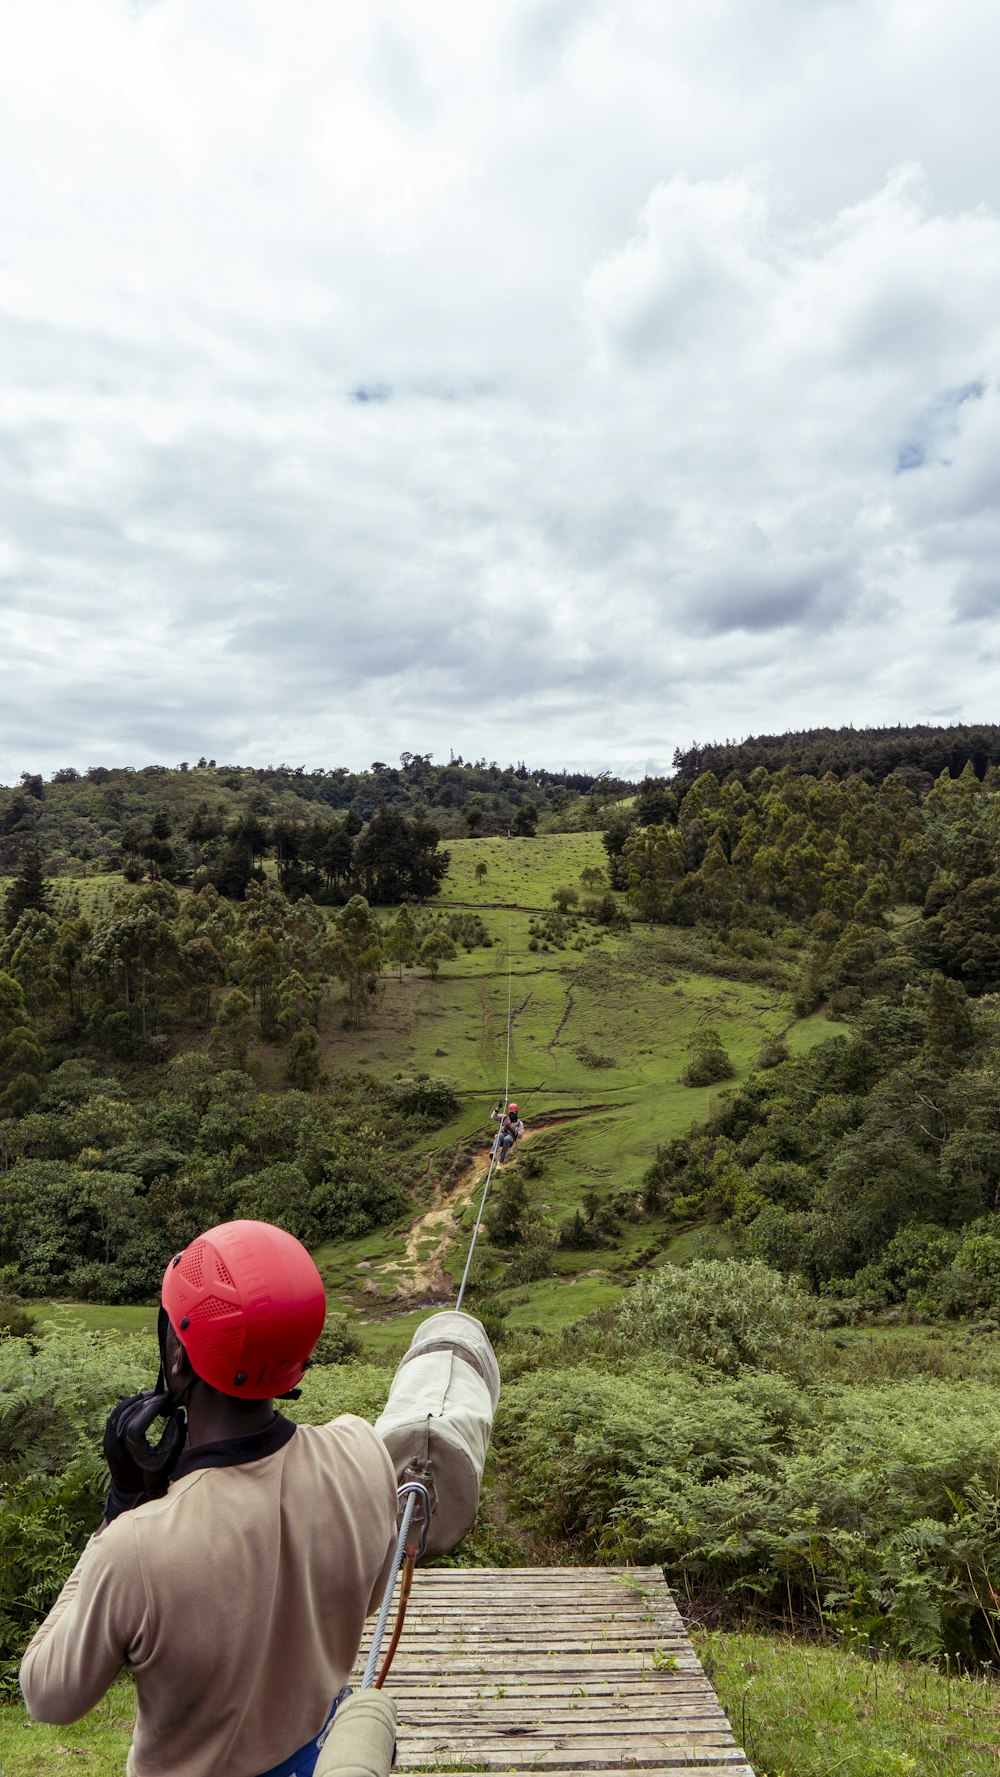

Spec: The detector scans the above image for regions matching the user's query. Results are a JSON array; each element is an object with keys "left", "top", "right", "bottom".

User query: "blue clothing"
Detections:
[{"left": 257, "top": 1688, "right": 351, "bottom": 1777}]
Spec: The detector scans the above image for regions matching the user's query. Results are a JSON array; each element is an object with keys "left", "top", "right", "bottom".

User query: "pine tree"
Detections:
[
  {"left": 4, "top": 849, "right": 50, "bottom": 933},
  {"left": 924, "top": 971, "right": 975, "bottom": 1064}
]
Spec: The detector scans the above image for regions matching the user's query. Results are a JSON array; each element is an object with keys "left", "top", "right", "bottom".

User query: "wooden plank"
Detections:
[
  {"left": 353, "top": 1566, "right": 754, "bottom": 1776},
  {"left": 403, "top": 1759, "right": 751, "bottom": 1773}
]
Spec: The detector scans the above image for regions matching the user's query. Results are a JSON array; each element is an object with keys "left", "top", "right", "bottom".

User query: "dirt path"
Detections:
[{"left": 378, "top": 1119, "right": 573, "bottom": 1302}]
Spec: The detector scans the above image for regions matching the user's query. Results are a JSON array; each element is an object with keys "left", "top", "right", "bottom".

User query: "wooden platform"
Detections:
[{"left": 359, "top": 1566, "right": 755, "bottom": 1775}]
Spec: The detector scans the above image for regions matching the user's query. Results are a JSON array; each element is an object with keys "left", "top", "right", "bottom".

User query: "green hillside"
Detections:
[
  {"left": 8, "top": 830, "right": 836, "bottom": 1344},
  {"left": 5, "top": 740, "right": 1000, "bottom": 1774},
  {"left": 321, "top": 834, "right": 835, "bottom": 1327}
]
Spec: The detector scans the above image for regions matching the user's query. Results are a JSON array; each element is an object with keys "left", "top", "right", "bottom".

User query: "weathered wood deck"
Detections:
[{"left": 360, "top": 1566, "right": 756, "bottom": 1775}]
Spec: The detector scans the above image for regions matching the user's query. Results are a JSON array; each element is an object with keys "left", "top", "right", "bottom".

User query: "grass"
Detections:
[
  {"left": 5, "top": 1629, "right": 997, "bottom": 1776},
  {"left": 436, "top": 832, "right": 609, "bottom": 909},
  {"left": 698, "top": 1628, "right": 1000, "bottom": 1777},
  {"left": 817, "top": 1322, "right": 1000, "bottom": 1386},
  {"left": 26, "top": 1302, "right": 159, "bottom": 1337},
  {"left": 494, "top": 1272, "right": 623, "bottom": 1329},
  {"left": 0, "top": 1681, "right": 134, "bottom": 1776}
]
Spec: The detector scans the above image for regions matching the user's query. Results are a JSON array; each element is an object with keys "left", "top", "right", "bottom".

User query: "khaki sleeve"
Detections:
[
  {"left": 365, "top": 1424, "right": 403, "bottom": 1617},
  {"left": 19, "top": 1522, "right": 146, "bottom": 1725}
]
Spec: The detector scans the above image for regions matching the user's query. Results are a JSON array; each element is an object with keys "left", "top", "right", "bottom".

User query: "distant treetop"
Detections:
[{"left": 671, "top": 722, "right": 1000, "bottom": 787}]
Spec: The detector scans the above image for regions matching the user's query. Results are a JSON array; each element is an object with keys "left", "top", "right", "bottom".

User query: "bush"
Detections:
[
  {"left": 614, "top": 1258, "right": 808, "bottom": 1375},
  {"left": 682, "top": 1028, "right": 735, "bottom": 1087},
  {"left": 506, "top": 1242, "right": 555, "bottom": 1285},
  {"left": 559, "top": 1210, "right": 603, "bottom": 1250},
  {"left": 575, "top": 1045, "right": 615, "bottom": 1069},
  {"left": 390, "top": 1073, "right": 461, "bottom": 1124},
  {"left": 497, "top": 1362, "right": 1000, "bottom": 1660},
  {"left": 582, "top": 892, "right": 630, "bottom": 930},
  {"left": 284, "top": 1027, "right": 323, "bottom": 1091},
  {"left": 936, "top": 1222, "right": 1000, "bottom": 1317},
  {"left": 313, "top": 1142, "right": 409, "bottom": 1240},
  {"left": 311, "top": 1314, "right": 363, "bottom": 1366},
  {"left": 0, "top": 1325, "right": 154, "bottom": 1683},
  {"left": 850, "top": 1223, "right": 960, "bottom": 1310},
  {"left": 0, "top": 1298, "right": 34, "bottom": 1340},
  {"left": 517, "top": 1148, "right": 546, "bottom": 1179}
]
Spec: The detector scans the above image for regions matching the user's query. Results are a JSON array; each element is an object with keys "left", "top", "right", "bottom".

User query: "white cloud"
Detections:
[{"left": 1, "top": 0, "right": 999, "bottom": 782}]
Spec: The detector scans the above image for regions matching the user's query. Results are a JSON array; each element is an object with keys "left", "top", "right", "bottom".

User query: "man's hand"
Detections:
[
  {"left": 103, "top": 1393, "right": 154, "bottom": 1521},
  {"left": 102, "top": 1392, "right": 185, "bottom": 1522}
]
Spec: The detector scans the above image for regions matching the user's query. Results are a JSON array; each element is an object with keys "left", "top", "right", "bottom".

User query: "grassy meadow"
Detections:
[{"left": 300, "top": 831, "right": 837, "bottom": 1328}]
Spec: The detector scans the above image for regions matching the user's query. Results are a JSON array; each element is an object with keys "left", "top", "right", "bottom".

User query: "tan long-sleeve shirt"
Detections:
[{"left": 19, "top": 1414, "right": 397, "bottom": 1777}]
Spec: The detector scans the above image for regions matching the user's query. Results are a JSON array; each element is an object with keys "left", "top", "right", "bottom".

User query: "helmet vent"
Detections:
[
  {"left": 186, "top": 1295, "right": 239, "bottom": 1322},
  {"left": 181, "top": 1242, "right": 205, "bottom": 1287},
  {"left": 214, "top": 1253, "right": 236, "bottom": 1288}
]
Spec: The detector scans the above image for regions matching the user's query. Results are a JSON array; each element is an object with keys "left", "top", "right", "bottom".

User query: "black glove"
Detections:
[{"left": 103, "top": 1391, "right": 186, "bottom": 1522}]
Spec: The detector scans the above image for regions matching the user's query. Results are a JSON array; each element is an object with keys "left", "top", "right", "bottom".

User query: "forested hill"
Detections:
[
  {"left": 0, "top": 757, "right": 628, "bottom": 879},
  {"left": 6, "top": 723, "right": 1000, "bottom": 882},
  {"left": 671, "top": 723, "right": 1000, "bottom": 787}
]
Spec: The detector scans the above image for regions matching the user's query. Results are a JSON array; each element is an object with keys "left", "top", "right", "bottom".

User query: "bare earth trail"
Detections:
[{"left": 382, "top": 1116, "right": 585, "bottom": 1301}]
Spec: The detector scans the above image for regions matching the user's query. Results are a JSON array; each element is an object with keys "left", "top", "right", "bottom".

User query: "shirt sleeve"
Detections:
[
  {"left": 364, "top": 1424, "right": 403, "bottom": 1617},
  {"left": 19, "top": 1521, "right": 147, "bottom": 1725}
]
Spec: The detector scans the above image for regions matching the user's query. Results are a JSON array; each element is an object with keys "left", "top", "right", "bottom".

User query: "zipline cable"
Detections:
[
  {"left": 456, "top": 833, "right": 515, "bottom": 1313},
  {"left": 366, "top": 834, "right": 516, "bottom": 1678},
  {"left": 504, "top": 843, "right": 514, "bottom": 1109},
  {"left": 360, "top": 1488, "right": 419, "bottom": 1691}
]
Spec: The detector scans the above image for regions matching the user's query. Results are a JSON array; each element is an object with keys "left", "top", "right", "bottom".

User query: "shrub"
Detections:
[
  {"left": 497, "top": 1362, "right": 1000, "bottom": 1660},
  {"left": 517, "top": 1148, "right": 546, "bottom": 1180},
  {"left": 682, "top": 1028, "right": 735, "bottom": 1087},
  {"left": 575, "top": 1045, "right": 615, "bottom": 1069},
  {"left": 0, "top": 1325, "right": 154, "bottom": 1683},
  {"left": 0, "top": 1298, "right": 34, "bottom": 1340},
  {"left": 850, "top": 1223, "right": 960, "bottom": 1309},
  {"left": 390, "top": 1074, "right": 461, "bottom": 1124},
  {"left": 313, "top": 1143, "right": 409, "bottom": 1240},
  {"left": 284, "top": 1026, "right": 323, "bottom": 1091},
  {"left": 936, "top": 1222, "right": 1000, "bottom": 1317},
  {"left": 506, "top": 1242, "right": 554, "bottom": 1285},
  {"left": 311, "top": 1314, "right": 363, "bottom": 1366},
  {"left": 614, "top": 1258, "right": 808, "bottom": 1375},
  {"left": 559, "top": 1210, "right": 603, "bottom": 1250}
]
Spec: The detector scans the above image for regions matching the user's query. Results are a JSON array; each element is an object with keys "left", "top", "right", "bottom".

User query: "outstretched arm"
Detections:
[{"left": 20, "top": 1526, "right": 140, "bottom": 1725}]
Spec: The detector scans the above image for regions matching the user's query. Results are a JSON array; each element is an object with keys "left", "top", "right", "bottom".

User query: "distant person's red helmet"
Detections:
[
  {"left": 162, "top": 1220, "right": 326, "bottom": 1399},
  {"left": 508, "top": 1103, "right": 518, "bottom": 1115}
]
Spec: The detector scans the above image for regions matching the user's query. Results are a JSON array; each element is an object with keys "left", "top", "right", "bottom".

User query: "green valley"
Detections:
[{"left": 4, "top": 728, "right": 1000, "bottom": 1774}]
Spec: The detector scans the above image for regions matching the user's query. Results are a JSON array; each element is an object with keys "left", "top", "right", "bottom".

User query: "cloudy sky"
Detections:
[{"left": 2, "top": 0, "right": 999, "bottom": 784}]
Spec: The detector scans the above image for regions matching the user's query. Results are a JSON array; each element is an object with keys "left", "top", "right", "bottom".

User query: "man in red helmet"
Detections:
[
  {"left": 19, "top": 1221, "right": 398, "bottom": 1777},
  {"left": 490, "top": 1100, "right": 524, "bottom": 1164}
]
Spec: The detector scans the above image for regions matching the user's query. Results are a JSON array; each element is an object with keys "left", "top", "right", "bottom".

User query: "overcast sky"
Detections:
[{"left": 2, "top": 0, "right": 999, "bottom": 784}]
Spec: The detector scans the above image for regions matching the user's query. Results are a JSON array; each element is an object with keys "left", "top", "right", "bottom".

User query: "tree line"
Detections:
[
  {"left": 604, "top": 759, "right": 1000, "bottom": 998},
  {"left": 0, "top": 755, "right": 631, "bottom": 876},
  {"left": 671, "top": 721, "right": 1000, "bottom": 787}
]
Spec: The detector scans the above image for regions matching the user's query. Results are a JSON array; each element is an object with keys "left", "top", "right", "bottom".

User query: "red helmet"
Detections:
[
  {"left": 508, "top": 1102, "right": 518, "bottom": 1115},
  {"left": 162, "top": 1220, "right": 326, "bottom": 1400}
]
